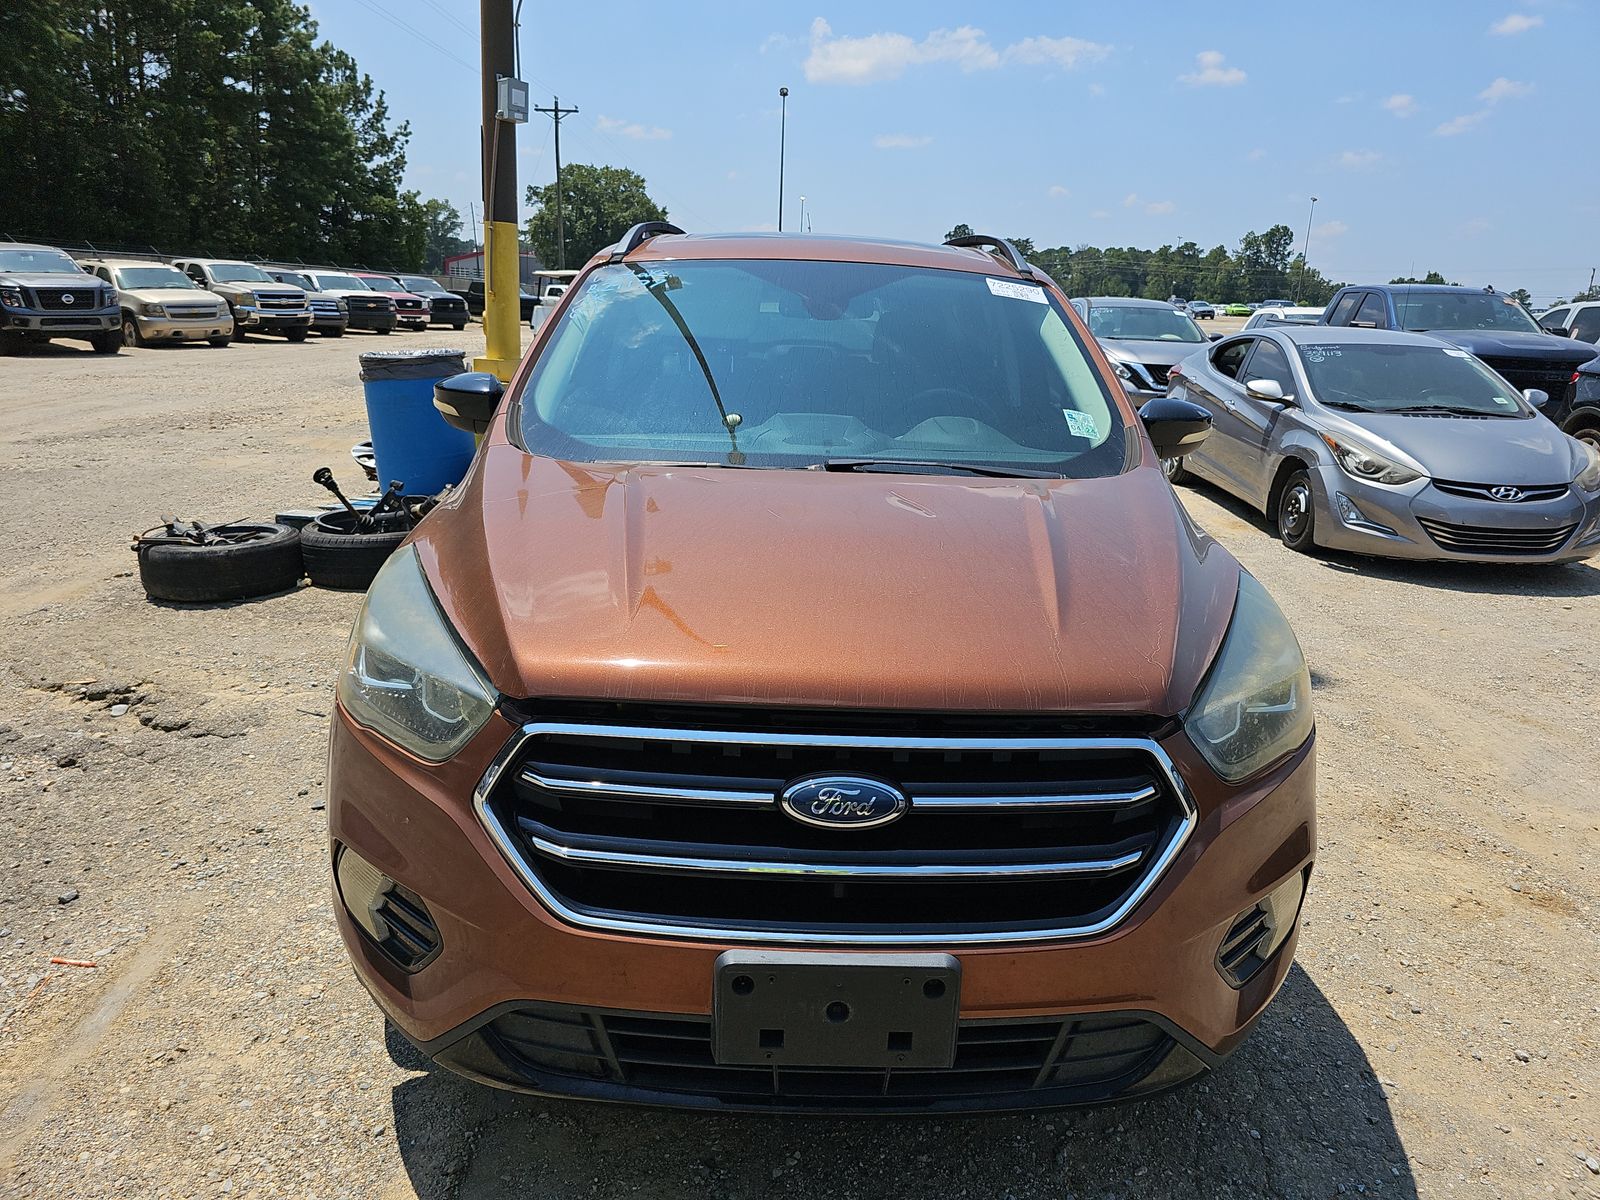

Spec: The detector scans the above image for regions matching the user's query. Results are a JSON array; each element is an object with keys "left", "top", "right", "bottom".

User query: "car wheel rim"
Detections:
[
  {"left": 1579, "top": 429, "right": 1600, "bottom": 455},
  {"left": 1281, "top": 484, "right": 1310, "bottom": 539},
  {"left": 1163, "top": 457, "right": 1182, "bottom": 481},
  {"left": 122, "top": 321, "right": 136, "bottom": 347}
]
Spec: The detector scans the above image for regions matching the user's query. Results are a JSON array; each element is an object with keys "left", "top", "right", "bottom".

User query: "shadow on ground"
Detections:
[
  {"left": 1181, "top": 477, "right": 1600, "bottom": 598},
  {"left": 387, "top": 965, "right": 1415, "bottom": 1200}
]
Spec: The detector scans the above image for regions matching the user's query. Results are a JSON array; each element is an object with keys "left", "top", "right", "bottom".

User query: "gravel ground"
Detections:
[{"left": 0, "top": 327, "right": 1596, "bottom": 1200}]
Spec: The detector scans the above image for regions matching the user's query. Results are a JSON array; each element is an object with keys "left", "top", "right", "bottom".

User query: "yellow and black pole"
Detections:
[{"left": 476, "top": 0, "right": 524, "bottom": 383}]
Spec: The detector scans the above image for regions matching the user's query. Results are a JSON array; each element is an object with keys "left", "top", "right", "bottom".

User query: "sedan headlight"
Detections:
[
  {"left": 1187, "top": 574, "right": 1314, "bottom": 782},
  {"left": 1320, "top": 433, "right": 1422, "bottom": 486},
  {"left": 139, "top": 302, "right": 167, "bottom": 316},
  {"left": 1575, "top": 440, "right": 1600, "bottom": 492},
  {"left": 337, "top": 547, "right": 496, "bottom": 762}
]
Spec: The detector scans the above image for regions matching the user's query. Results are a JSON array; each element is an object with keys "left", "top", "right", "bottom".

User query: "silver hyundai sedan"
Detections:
[{"left": 1165, "top": 326, "right": 1600, "bottom": 563}]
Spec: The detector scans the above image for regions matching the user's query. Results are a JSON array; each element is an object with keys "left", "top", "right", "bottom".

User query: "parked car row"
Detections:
[
  {"left": 0, "top": 239, "right": 467, "bottom": 354},
  {"left": 1082, "top": 283, "right": 1600, "bottom": 565}
]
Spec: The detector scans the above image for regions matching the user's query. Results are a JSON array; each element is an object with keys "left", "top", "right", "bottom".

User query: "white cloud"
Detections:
[
  {"left": 1123, "top": 192, "right": 1140, "bottom": 208},
  {"left": 1179, "top": 50, "right": 1245, "bottom": 87},
  {"left": 1479, "top": 76, "right": 1532, "bottom": 103},
  {"left": 1383, "top": 93, "right": 1418, "bottom": 117},
  {"left": 872, "top": 132, "right": 932, "bottom": 149},
  {"left": 1338, "top": 149, "right": 1382, "bottom": 170},
  {"left": 1144, "top": 200, "right": 1176, "bottom": 216},
  {"left": 596, "top": 115, "right": 671, "bottom": 141},
  {"left": 803, "top": 18, "right": 1109, "bottom": 85},
  {"left": 1490, "top": 12, "right": 1543, "bottom": 35},
  {"left": 1048, "top": 184, "right": 1071, "bottom": 198},
  {"left": 1087, "top": 82, "right": 1105, "bottom": 97},
  {"left": 1313, "top": 220, "right": 1349, "bottom": 241},
  {"left": 1247, "top": 147, "right": 1268, "bottom": 161},
  {"left": 1435, "top": 110, "right": 1488, "bottom": 136}
]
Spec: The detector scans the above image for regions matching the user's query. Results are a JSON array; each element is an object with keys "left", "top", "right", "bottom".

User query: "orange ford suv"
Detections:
[{"left": 328, "top": 227, "right": 1316, "bottom": 1113}]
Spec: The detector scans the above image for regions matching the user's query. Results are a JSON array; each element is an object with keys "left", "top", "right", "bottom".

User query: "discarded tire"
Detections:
[
  {"left": 137, "top": 523, "right": 302, "bottom": 604},
  {"left": 300, "top": 511, "right": 409, "bottom": 590}
]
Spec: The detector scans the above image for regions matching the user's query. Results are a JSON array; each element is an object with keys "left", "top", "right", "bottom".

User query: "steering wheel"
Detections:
[{"left": 908, "top": 386, "right": 1007, "bottom": 431}]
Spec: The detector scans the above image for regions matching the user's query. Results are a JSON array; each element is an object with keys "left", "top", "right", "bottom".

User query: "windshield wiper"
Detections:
[
  {"left": 813, "top": 459, "right": 1062, "bottom": 478},
  {"left": 1387, "top": 405, "right": 1508, "bottom": 417},
  {"left": 1320, "top": 401, "right": 1376, "bottom": 412}
]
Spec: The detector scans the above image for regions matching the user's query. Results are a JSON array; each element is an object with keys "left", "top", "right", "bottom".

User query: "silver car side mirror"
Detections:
[
  {"left": 1523, "top": 388, "right": 1549, "bottom": 409},
  {"left": 1245, "top": 378, "right": 1286, "bottom": 403}
]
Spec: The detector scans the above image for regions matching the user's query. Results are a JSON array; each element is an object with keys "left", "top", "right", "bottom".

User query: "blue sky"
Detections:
[{"left": 304, "top": 1, "right": 1597, "bottom": 302}]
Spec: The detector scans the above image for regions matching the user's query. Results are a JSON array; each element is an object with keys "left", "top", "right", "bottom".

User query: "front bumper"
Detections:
[
  {"left": 1, "top": 307, "right": 119, "bottom": 334},
  {"left": 310, "top": 310, "right": 349, "bottom": 331},
  {"left": 428, "top": 304, "right": 469, "bottom": 326},
  {"left": 233, "top": 305, "right": 312, "bottom": 330},
  {"left": 347, "top": 310, "right": 398, "bottom": 332},
  {"left": 329, "top": 707, "right": 1316, "bottom": 1111},
  {"left": 133, "top": 312, "right": 234, "bottom": 341},
  {"left": 1307, "top": 465, "right": 1600, "bottom": 563}
]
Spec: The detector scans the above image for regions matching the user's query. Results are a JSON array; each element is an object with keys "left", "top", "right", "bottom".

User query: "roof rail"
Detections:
[
  {"left": 943, "top": 234, "right": 1038, "bottom": 279},
  {"left": 607, "top": 221, "right": 685, "bottom": 263}
]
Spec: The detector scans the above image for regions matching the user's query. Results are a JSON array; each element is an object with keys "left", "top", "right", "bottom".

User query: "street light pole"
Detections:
[
  {"left": 799, "top": 195, "right": 806, "bottom": 233},
  {"left": 1299, "top": 196, "right": 1319, "bottom": 303},
  {"left": 777, "top": 87, "right": 789, "bottom": 232}
]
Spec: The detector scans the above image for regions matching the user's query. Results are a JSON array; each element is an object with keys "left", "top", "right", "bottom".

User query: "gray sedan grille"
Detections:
[
  {"left": 1432, "top": 481, "right": 1571, "bottom": 503},
  {"left": 1418, "top": 517, "right": 1577, "bottom": 556}
]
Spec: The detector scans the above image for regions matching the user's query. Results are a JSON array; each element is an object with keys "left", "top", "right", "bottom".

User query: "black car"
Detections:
[
  {"left": 383, "top": 274, "right": 470, "bottom": 330},
  {"left": 1563, "top": 359, "right": 1600, "bottom": 455},
  {"left": 448, "top": 279, "right": 536, "bottom": 322},
  {"left": 1321, "top": 284, "right": 1598, "bottom": 412}
]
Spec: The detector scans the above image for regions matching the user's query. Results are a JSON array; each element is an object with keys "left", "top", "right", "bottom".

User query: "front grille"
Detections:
[
  {"left": 40, "top": 317, "right": 102, "bottom": 327},
  {"left": 1418, "top": 516, "right": 1577, "bottom": 556},
  {"left": 1145, "top": 364, "right": 1171, "bottom": 388},
  {"left": 431, "top": 296, "right": 466, "bottom": 312},
  {"left": 309, "top": 299, "right": 341, "bottom": 314},
  {"left": 484, "top": 1002, "right": 1173, "bottom": 1107},
  {"left": 257, "top": 292, "right": 304, "bottom": 311},
  {"left": 1432, "top": 480, "right": 1570, "bottom": 503},
  {"left": 347, "top": 297, "right": 388, "bottom": 311},
  {"left": 395, "top": 297, "right": 423, "bottom": 311},
  {"left": 478, "top": 709, "right": 1194, "bottom": 945},
  {"left": 31, "top": 287, "right": 100, "bottom": 310},
  {"left": 1479, "top": 357, "right": 1574, "bottom": 406},
  {"left": 166, "top": 304, "right": 220, "bottom": 319}
]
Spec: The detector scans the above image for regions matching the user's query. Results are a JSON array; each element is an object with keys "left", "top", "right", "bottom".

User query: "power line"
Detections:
[{"left": 348, "top": 0, "right": 477, "bottom": 73}]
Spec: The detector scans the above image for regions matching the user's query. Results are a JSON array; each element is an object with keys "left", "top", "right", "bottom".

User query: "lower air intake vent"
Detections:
[{"left": 336, "top": 846, "right": 441, "bottom": 971}]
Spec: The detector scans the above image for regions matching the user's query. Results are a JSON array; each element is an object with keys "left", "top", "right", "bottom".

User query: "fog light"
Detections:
[
  {"left": 1216, "top": 870, "right": 1307, "bottom": 988},
  {"left": 335, "top": 845, "right": 442, "bottom": 971}
]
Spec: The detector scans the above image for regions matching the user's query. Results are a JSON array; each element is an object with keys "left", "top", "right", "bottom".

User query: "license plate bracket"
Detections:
[{"left": 713, "top": 950, "right": 960, "bottom": 1069}]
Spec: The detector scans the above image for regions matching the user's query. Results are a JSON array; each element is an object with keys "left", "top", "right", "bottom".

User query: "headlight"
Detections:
[
  {"left": 336, "top": 547, "right": 496, "bottom": 762},
  {"left": 1186, "top": 573, "right": 1314, "bottom": 782},
  {"left": 0, "top": 288, "right": 22, "bottom": 307},
  {"left": 1319, "top": 433, "right": 1422, "bottom": 486},
  {"left": 1574, "top": 440, "right": 1600, "bottom": 492},
  {"left": 237, "top": 290, "right": 256, "bottom": 306},
  {"left": 336, "top": 299, "right": 349, "bottom": 313},
  {"left": 140, "top": 302, "right": 167, "bottom": 316}
]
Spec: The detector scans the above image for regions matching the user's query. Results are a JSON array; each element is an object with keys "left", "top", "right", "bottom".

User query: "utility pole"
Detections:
[
  {"left": 534, "top": 96, "right": 579, "bottom": 268},
  {"left": 1298, "top": 196, "right": 1318, "bottom": 304},
  {"left": 477, "top": 0, "right": 526, "bottom": 382},
  {"left": 777, "top": 87, "right": 789, "bottom": 232}
]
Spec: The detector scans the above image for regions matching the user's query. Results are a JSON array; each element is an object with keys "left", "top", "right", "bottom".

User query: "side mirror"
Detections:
[
  {"left": 1208, "top": 332, "right": 1224, "bottom": 342},
  {"left": 1245, "top": 378, "right": 1286, "bottom": 403},
  {"left": 1545, "top": 326, "right": 1571, "bottom": 337},
  {"left": 1523, "top": 388, "right": 1549, "bottom": 409},
  {"left": 1138, "top": 396, "right": 1212, "bottom": 460},
  {"left": 433, "top": 371, "right": 504, "bottom": 435}
]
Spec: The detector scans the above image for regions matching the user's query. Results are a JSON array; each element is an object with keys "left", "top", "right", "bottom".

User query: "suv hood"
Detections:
[
  {"left": 1425, "top": 328, "right": 1598, "bottom": 367},
  {"left": 1334, "top": 412, "right": 1584, "bottom": 485},
  {"left": 417, "top": 447, "right": 1240, "bottom": 717},
  {"left": 123, "top": 287, "right": 221, "bottom": 306},
  {"left": 0, "top": 272, "right": 98, "bottom": 288}
]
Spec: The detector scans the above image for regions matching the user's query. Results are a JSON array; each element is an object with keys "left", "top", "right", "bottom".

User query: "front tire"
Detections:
[
  {"left": 1276, "top": 469, "right": 1317, "bottom": 552},
  {"left": 285, "top": 328, "right": 308, "bottom": 343},
  {"left": 90, "top": 331, "right": 121, "bottom": 354},
  {"left": 209, "top": 335, "right": 231, "bottom": 348},
  {"left": 121, "top": 314, "right": 145, "bottom": 348}
]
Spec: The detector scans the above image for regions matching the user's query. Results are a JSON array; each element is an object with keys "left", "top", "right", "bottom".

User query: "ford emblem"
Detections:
[{"left": 778, "top": 775, "right": 908, "bottom": 830}]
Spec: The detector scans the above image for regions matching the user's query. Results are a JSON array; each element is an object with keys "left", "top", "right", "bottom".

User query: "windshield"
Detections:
[
  {"left": 362, "top": 276, "right": 403, "bottom": 291},
  {"left": 395, "top": 276, "right": 436, "bottom": 292},
  {"left": 210, "top": 263, "right": 274, "bottom": 284},
  {"left": 1087, "top": 304, "right": 1206, "bottom": 343},
  {"left": 314, "top": 274, "right": 370, "bottom": 291},
  {"left": 1299, "top": 342, "right": 1531, "bottom": 416},
  {"left": 1395, "top": 291, "right": 1540, "bottom": 333},
  {"left": 0, "top": 248, "right": 81, "bottom": 274},
  {"left": 517, "top": 259, "right": 1127, "bottom": 477},
  {"left": 115, "top": 266, "right": 196, "bottom": 290}
]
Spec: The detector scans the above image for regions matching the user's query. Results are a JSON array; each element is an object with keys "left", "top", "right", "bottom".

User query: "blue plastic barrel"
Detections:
[{"left": 358, "top": 349, "right": 476, "bottom": 495}]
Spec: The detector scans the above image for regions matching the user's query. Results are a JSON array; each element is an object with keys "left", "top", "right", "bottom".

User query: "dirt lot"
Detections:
[{"left": 0, "top": 327, "right": 1596, "bottom": 1200}]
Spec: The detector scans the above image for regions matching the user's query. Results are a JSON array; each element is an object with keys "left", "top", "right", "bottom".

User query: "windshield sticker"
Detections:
[
  {"left": 1493, "top": 395, "right": 1516, "bottom": 408},
  {"left": 1442, "top": 348, "right": 1472, "bottom": 358},
  {"left": 1301, "top": 346, "right": 1342, "bottom": 363},
  {"left": 1062, "top": 409, "right": 1099, "bottom": 439},
  {"left": 986, "top": 277, "right": 1048, "bottom": 304}
]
